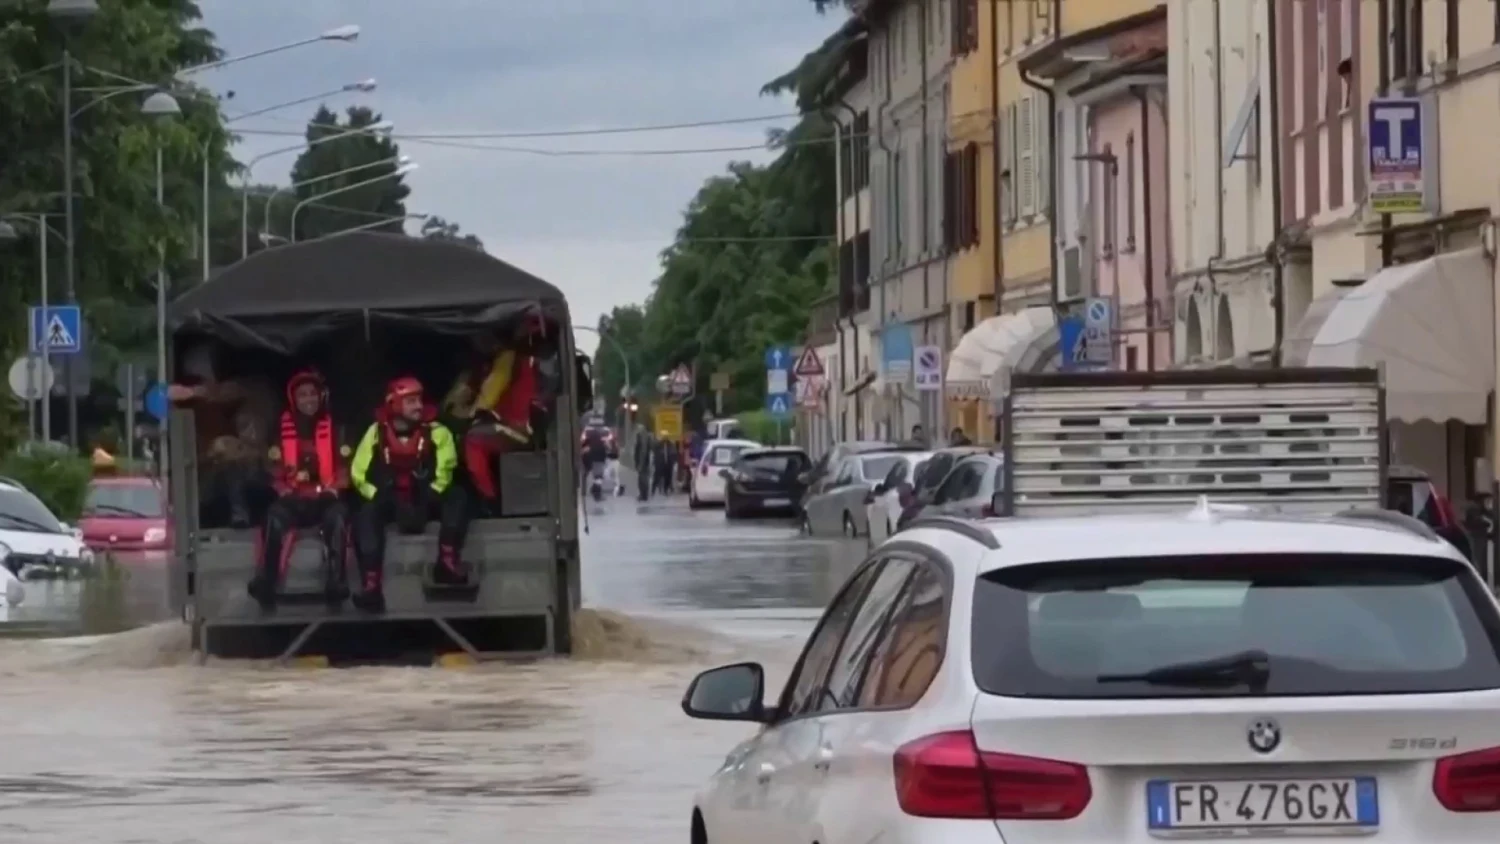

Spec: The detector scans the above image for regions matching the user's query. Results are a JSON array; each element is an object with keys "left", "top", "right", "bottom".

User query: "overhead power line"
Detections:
[{"left": 227, "top": 110, "right": 806, "bottom": 139}]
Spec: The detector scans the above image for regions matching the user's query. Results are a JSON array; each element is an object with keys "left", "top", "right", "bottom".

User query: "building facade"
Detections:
[
  {"left": 858, "top": 0, "right": 954, "bottom": 442},
  {"left": 944, "top": 0, "right": 1158, "bottom": 442}
]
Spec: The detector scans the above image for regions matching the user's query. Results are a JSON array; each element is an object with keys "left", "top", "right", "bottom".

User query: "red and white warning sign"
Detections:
[{"left": 793, "top": 346, "right": 824, "bottom": 378}]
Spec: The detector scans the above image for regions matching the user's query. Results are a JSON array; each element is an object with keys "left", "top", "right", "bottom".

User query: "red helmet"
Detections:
[
  {"left": 285, "top": 369, "right": 327, "bottom": 406},
  {"left": 385, "top": 376, "right": 424, "bottom": 412}
]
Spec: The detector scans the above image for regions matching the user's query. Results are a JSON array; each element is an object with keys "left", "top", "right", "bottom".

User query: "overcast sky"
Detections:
[{"left": 194, "top": 1, "right": 837, "bottom": 355}]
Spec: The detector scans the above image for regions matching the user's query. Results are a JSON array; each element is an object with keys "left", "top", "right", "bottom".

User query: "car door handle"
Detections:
[
  {"left": 813, "top": 745, "right": 834, "bottom": 772},
  {"left": 756, "top": 762, "right": 775, "bottom": 784}
]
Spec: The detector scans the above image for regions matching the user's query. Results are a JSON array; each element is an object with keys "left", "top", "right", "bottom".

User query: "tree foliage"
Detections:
[
  {"left": 590, "top": 54, "right": 838, "bottom": 425},
  {"left": 284, "top": 105, "right": 409, "bottom": 242},
  {"left": 421, "top": 214, "right": 482, "bottom": 249}
]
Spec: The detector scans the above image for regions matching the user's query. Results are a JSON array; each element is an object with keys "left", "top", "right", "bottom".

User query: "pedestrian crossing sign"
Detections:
[{"left": 28, "top": 305, "right": 83, "bottom": 355}]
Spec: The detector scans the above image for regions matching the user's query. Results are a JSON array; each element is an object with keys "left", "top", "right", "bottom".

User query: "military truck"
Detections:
[{"left": 164, "top": 234, "right": 588, "bottom": 663}]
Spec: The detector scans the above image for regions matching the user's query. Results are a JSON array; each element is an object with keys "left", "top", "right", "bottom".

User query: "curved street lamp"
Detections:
[
  {"left": 201, "top": 79, "right": 378, "bottom": 277},
  {"left": 265, "top": 155, "right": 410, "bottom": 240},
  {"left": 239, "top": 120, "right": 394, "bottom": 257},
  {"left": 288, "top": 163, "right": 419, "bottom": 243}
]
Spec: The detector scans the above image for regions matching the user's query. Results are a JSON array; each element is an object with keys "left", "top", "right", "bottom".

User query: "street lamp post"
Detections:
[
  {"left": 0, "top": 214, "right": 64, "bottom": 441},
  {"left": 240, "top": 120, "right": 394, "bottom": 257},
  {"left": 288, "top": 164, "right": 419, "bottom": 242},
  {"left": 269, "top": 155, "right": 411, "bottom": 241},
  {"left": 143, "top": 90, "right": 180, "bottom": 484},
  {"left": 201, "top": 80, "right": 377, "bottom": 279}
]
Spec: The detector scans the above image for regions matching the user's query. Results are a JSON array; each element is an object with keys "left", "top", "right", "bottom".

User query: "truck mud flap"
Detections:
[{"left": 189, "top": 517, "right": 560, "bottom": 664}]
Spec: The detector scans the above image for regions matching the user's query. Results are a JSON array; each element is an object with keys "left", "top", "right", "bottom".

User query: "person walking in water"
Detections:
[{"left": 634, "top": 425, "right": 655, "bottom": 501}]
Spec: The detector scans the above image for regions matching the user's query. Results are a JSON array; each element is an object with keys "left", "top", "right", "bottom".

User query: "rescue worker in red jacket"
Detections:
[
  {"left": 442, "top": 316, "right": 550, "bottom": 506},
  {"left": 251, "top": 369, "right": 351, "bottom": 609},
  {"left": 350, "top": 376, "right": 466, "bottom": 612}
]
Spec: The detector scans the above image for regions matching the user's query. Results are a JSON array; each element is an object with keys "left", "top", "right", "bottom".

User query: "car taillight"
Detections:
[
  {"left": 1432, "top": 488, "right": 1460, "bottom": 530},
  {"left": 1434, "top": 745, "right": 1500, "bottom": 811},
  {"left": 893, "top": 731, "right": 1090, "bottom": 820},
  {"left": 701, "top": 462, "right": 710, "bottom": 476}
]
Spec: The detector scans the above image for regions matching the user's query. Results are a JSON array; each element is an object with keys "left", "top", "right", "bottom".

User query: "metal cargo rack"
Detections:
[{"left": 998, "top": 368, "right": 1386, "bottom": 518}]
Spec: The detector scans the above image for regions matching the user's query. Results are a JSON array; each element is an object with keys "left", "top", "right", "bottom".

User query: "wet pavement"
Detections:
[{"left": 0, "top": 493, "right": 862, "bottom": 842}]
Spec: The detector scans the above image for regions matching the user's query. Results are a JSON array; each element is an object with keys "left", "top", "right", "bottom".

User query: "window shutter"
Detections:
[
  {"left": 942, "top": 152, "right": 956, "bottom": 251},
  {"left": 999, "top": 104, "right": 1014, "bottom": 225},
  {"left": 1035, "top": 97, "right": 1051, "bottom": 218},
  {"left": 964, "top": 144, "right": 980, "bottom": 246},
  {"left": 1017, "top": 97, "right": 1036, "bottom": 216}
]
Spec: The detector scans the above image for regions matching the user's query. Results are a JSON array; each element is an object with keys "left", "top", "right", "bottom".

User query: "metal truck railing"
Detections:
[{"left": 998, "top": 368, "right": 1386, "bottom": 519}]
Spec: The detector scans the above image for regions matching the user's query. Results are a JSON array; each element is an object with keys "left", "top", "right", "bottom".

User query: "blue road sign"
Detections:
[
  {"left": 143, "top": 382, "right": 169, "bottom": 422},
  {"left": 881, "top": 323, "right": 914, "bottom": 380},
  {"left": 764, "top": 345, "right": 790, "bottom": 371},
  {"left": 1059, "top": 316, "right": 1087, "bottom": 370},
  {"left": 767, "top": 392, "right": 792, "bottom": 418},
  {"left": 29, "top": 305, "right": 83, "bottom": 355},
  {"left": 1368, "top": 97, "right": 1426, "bottom": 213}
]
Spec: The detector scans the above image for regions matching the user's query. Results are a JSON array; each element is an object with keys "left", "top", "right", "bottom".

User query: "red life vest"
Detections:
[
  {"left": 380, "top": 422, "right": 431, "bottom": 492},
  {"left": 278, "top": 411, "right": 337, "bottom": 493}
]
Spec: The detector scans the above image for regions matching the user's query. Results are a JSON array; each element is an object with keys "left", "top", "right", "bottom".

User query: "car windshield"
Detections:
[
  {"left": 739, "top": 452, "right": 807, "bottom": 475},
  {"left": 860, "top": 455, "right": 904, "bottom": 479},
  {"left": 971, "top": 554, "right": 1500, "bottom": 698},
  {"left": 0, "top": 488, "right": 64, "bottom": 533},
  {"left": 84, "top": 484, "right": 164, "bottom": 518}
]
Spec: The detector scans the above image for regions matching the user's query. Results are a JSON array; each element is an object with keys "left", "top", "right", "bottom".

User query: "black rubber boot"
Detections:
[
  {"left": 246, "top": 574, "right": 276, "bottom": 611},
  {"left": 351, "top": 571, "right": 385, "bottom": 613}
]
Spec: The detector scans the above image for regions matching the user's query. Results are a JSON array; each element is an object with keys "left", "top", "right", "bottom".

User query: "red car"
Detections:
[{"left": 80, "top": 476, "right": 170, "bottom": 556}]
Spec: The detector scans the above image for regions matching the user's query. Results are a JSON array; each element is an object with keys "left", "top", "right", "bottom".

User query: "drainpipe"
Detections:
[
  {"left": 1204, "top": 0, "right": 1227, "bottom": 359},
  {"left": 989, "top": 0, "right": 1005, "bottom": 307},
  {"left": 1136, "top": 86, "right": 1158, "bottom": 372},
  {"left": 1020, "top": 67, "right": 1058, "bottom": 313},
  {"left": 873, "top": 36, "right": 896, "bottom": 441},
  {"left": 831, "top": 98, "right": 863, "bottom": 440},
  {"left": 1268, "top": 0, "right": 1287, "bottom": 366},
  {"left": 1376, "top": 0, "right": 1393, "bottom": 268},
  {"left": 826, "top": 102, "right": 853, "bottom": 442}
]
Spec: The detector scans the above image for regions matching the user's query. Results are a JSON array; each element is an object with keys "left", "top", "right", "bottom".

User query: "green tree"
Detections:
[
  {"left": 420, "top": 214, "right": 482, "bottom": 249},
  {"left": 593, "top": 304, "right": 647, "bottom": 417},
  {"left": 284, "top": 104, "right": 409, "bottom": 242},
  {"left": 0, "top": 0, "right": 233, "bottom": 428}
]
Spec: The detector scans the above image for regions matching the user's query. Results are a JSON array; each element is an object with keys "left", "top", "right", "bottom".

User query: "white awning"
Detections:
[
  {"left": 1280, "top": 285, "right": 1351, "bottom": 367},
  {"left": 1306, "top": 247, "right": 1494, "bottom": 424},
  {"left": 945, "top": 307, "right": 1057, "bottom": 400}
]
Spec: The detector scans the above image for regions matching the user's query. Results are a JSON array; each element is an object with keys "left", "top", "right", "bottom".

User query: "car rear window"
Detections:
[
  {"left": 861, "top": 455, "right": 904, "bottom": 479},
  {"left": 971, "top": 554, "right": 1500, "bottom": 698},
  {"left": 84, "top": 484, "right": 164, "bottom": 518},
  {"left": 740, "top": 452, "right": 807, "bottom": 473},
  {"left": 710, "top": 446, "right": 748, "bottom": 466}
]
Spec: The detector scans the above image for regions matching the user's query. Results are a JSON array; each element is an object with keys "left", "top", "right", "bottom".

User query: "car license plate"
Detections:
[
  {"left": 762, "top": 498, "right": 789, "bottom": 507},
  {"left": 1146, "top": 778, "right": 1378, "bottom": 833}
]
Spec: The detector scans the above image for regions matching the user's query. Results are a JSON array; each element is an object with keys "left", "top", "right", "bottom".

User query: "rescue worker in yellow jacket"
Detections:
[{"left": 349, "top": 377, "right": 468, "bottom": 612}]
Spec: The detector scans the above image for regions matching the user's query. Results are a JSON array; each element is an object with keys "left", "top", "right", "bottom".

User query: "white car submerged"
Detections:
[
  {"left": 684, "top": 503, "right": 1500, "bottom": 843},
  {"left": 689, "top": 439, "right": 761, "bottom": 508}
]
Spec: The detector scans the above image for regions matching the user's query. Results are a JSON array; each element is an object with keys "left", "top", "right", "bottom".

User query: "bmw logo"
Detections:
[{"left": 1247, "top": 718, "right": 1281, "bottom": 754}]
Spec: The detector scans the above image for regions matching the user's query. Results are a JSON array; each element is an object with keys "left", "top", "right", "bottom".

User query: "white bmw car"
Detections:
[{"left": 683, "top": 503, "right": 1500, "bottom": 843}]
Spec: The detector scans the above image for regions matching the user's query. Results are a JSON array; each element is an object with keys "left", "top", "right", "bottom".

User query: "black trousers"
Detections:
[
  {"left": 353, "top": 484, "right": 470, "bottom": 589},
  {"left": 258, "top": 494, "right": 350, "bottom": 591},
  {"left": 636, "top": 463, "right": 652, "bottom": 501}
]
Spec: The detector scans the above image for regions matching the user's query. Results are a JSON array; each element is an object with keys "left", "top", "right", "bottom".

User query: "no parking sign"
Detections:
[{"left": 914, "top": 345, "right": 942, "bottom": 391}]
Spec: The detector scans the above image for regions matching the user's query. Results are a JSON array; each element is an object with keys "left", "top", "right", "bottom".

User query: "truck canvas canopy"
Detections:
[{"left": 168, "top": 232, "right": 570, "bottom": 353}]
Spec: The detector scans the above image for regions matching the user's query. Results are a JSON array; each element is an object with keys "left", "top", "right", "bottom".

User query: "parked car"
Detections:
[
  {"left": 863, "top": 451, "right": 934, "bottom": 545},
  {"left": 80, "top": 476, "right": 171, "bottom": 555},
  {"left": 802, "top": 451, "right": 911, "bottom": 537},
  {"left": 683, "top": 503, "right": 1500, "bottom": 843},
  {"left": 1386, "top": 464, "right": 1469, "bottom": 555},
  {"left": 0, "top": 479, "right": 94, "bottom": 577},
  {"left": 689, "top": 438, "right": 762, "bottom": 508},
  {"left": 722, "top": 447, "right": 811, "bottom": 519},
  {"left": 797, "top": 441, "right": 903, "bottom": 513},
  {"left": 898, "top": 452, "right": 1004, "bottom": 527}
]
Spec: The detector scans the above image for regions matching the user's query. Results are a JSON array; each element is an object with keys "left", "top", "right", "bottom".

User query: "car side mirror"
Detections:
[
  {"left": 872, "top": 483, "right": 887, "bottom": 496},
  {"left": 681, "top": 661, "right": 768, "bottom": 722},
  {"left": 796, "top": 471, "right": 812, "bottom": 484},
  {"left": 718, "top": 468, "right": 732, "bottom": 481}
]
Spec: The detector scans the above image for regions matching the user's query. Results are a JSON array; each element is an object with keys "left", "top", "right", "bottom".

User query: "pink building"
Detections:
[
  {"left": 1088, "top": 85, "right": 1169, "bottom": 370},
  {"left": 1019, "top": 7, "right": 1171, "bottom": 370}
]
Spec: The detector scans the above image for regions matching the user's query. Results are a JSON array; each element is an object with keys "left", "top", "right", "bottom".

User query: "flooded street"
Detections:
[{"left": 0, "top": 496, "right": 862, "bottom": 842}]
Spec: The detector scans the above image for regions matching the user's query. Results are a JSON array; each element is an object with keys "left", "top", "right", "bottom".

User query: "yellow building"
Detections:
[{"left": 944, "top": 0, "right": 1158, "bottom": 442}]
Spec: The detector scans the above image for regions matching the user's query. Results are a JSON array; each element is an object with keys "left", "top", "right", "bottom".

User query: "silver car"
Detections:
[{"left": 801, "top": 452, "right": 910, "bottom": 538}]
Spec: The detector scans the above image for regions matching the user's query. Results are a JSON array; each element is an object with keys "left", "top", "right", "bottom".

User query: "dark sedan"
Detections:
[{"left": 722, "top": 447, "right": 811, "bottom": 519}]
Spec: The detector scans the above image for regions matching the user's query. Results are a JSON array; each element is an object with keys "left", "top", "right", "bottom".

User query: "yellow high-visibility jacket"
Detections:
[{"left": 349, "top": 420, "right": 457, "bottom": 501}]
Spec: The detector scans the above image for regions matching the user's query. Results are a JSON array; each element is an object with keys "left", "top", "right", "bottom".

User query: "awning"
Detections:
[
  {"left": 945, "top": 307, "right": 1058, "bottom": 402},
  {"left": 1305, "top": 247, "right": 1494, "bottom": 424},
  {"left": 1280, "top": 286, "right": 1351, "bottom": 367}
]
